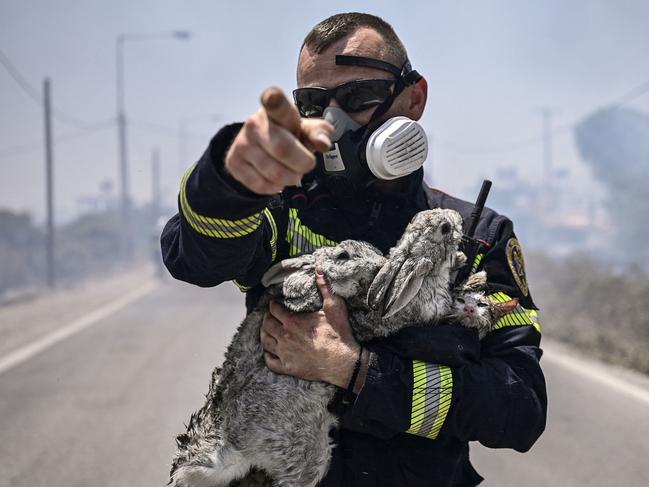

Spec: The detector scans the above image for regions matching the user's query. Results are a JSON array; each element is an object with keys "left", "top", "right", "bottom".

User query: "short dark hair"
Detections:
[{"left": 301, "top": 12, "right": 408, "bottom": 67}]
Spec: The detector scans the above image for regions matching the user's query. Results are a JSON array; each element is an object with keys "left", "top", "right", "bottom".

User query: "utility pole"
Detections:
[
  {"left": 116, "top": 35, "right": 132, "bottom": 262},
  {"left": 535, "top": 107, "right": 558, "bottom": 246},
  {"left": 178, "top": 119, "right": 188, "bottom": 181},
  {"left": 115, "top": 30, "right": 191, "bottom": 263},
  {"left": 178, "top": 114, "right": 221, "bottom": 181},
  {"left": 151, "top": 148, "right": 161, "bottom": 224},
  {"left": 428, "top": 132, "right": 433, "bottom": 186},
  {"left": 539, "top": 108, "right": 554, "bottom": 194},
  {"left": 43, "top": 78, "right": 55, "bottom": 289}
]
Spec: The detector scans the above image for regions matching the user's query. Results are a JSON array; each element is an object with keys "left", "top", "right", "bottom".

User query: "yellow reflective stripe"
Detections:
[
  {"left": 231, "top": 211, "right": 277, "bottom": 293},
  {"left": 406, "top": 361, "right": 453, "bottom": 440},
  {"left": 286, "top": 208, "right": 337, "bottom": 256},
  {"left": 528, "top": 309, "right": 542, "bottom": 334},
  {"left": 407, "top": 360, "right": 428, "bottom": 434},
  {"left": 179, "top": 164, "right": 263, "bottom": 239},
  {"left": 488, "top": 292, "right": 541, "bottom": 333},
  {"left": 489, "top": 291, "right": 512, "bottom": 303},
  {"left": 471, "top": 253, "right": 485, "bottom": 273},
  {"left": 263, "top": 208, "right": 278, "bottom": 262},
  {"left": 232, "top": 280, "right": 252, "bottom": 292}
]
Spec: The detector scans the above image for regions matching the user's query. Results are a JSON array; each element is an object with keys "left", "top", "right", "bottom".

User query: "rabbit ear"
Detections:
[
  {"left": 261, "top": 255, "right": 315, "bottom": 287},
  {"left": 382, "top": 259, "right": 434, "bottom": 318},
  {"left": 493, "top": 298, "right": 519, "bottom": 319},
  {"left": 450, "top": 251, "right": 468, "bottom": 272},
  {"left": 463, "top": 271, "right": 488, "bottom": 291},
  {"left": 367, "top": 258, "right": 401, "bottom": 311},
  {"left": 368, "top": 258, "right": 433, "bottom": 318}
]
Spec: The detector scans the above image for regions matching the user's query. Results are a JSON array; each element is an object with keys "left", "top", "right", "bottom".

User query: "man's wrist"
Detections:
[
  {"left": 323, "top": 344, "right": 359, "bottom": 388},
  {"left": 325, "top": 344, "right": 369, "bottom": 393},
  {"left": 209, "top": 123, "right": 272, "bottom": 199},
  {"left": 352, "top": 348, "right": 369, "bottom": 394}
]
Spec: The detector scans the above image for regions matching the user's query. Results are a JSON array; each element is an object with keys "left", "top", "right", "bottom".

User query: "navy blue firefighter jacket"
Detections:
[{"left": 161, "top": 124, "right": 547, "bottom": 487}]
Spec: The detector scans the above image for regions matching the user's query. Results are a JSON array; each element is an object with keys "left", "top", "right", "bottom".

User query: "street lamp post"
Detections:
[
  {"left": 115, "top": 30, "right": 190, "bottom": 260},
  {"left": 178, "top": 113, "right": 221, "bottom": 180},
  {"left": 116, "top": 34, "right": 128, "bottom": 248}
]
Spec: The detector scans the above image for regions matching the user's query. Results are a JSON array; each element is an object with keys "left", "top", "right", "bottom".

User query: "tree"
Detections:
[{"left": 0, "top": 210, "right": 43, "bottom": 295}]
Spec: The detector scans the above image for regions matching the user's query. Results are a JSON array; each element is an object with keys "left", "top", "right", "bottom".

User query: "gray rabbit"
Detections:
[{"left": 170, "top": 208, "right": 464, "bottom": 487}]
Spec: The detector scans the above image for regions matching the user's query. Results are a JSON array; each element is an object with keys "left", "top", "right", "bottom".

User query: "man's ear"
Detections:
[{"left": 408, "top": 77, "right": 427, "bottom": 121}]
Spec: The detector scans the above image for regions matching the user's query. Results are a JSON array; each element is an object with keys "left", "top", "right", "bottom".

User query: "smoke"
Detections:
[{"left": 574, "top": 106, "right": 649, "bottom": 264}]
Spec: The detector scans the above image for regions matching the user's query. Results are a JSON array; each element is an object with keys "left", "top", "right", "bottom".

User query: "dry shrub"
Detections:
[{"left": 526, "top": 252, "right": 649, "bottom": 373}]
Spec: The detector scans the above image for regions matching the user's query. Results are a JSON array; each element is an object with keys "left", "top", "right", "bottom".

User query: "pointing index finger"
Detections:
[{"left": 261, "top": 87, "right": 301, "bottom": 136}]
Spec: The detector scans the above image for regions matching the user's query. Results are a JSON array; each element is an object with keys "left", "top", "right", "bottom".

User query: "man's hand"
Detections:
[
  {"left": 225, "top": 87, "right": 334, "bottom": 195},
  {"left": 261, "top": 269, "right": 368, "bottom": 390}
]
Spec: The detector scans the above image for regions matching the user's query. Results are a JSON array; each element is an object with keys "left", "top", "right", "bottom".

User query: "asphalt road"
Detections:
[{"left": 1, "top": 277, "right": 648, "bottom": 487}]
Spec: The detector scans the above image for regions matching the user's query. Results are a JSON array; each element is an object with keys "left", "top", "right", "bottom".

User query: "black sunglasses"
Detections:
[{"left": 293, "top": 78, "right": 398, "bottom": 118}]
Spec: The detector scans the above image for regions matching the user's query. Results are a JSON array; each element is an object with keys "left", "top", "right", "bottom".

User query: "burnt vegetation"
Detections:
[{"left": 528, "top": 252, "right": 649, "bottom": 374}]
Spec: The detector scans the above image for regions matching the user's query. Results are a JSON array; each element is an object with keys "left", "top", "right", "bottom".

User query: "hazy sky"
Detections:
[{"left": 1, "top": 0, "right": 648, "bottom": 223}]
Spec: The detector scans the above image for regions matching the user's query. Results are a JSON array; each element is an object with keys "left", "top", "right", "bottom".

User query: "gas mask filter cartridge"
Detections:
[{"left": 365, "top": 116, "right": 428, "bottom": 180}]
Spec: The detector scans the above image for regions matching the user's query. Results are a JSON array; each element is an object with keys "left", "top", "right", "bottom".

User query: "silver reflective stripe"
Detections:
[
  {"left": 179, "top": 164, "right": 263, "bottom": 239},
  {"left": 406, "top": 360, "right": 453, "bottom": 440},
  {"left": 286, "top": 208, "right": 336, "bottom": 256},
  {"left": 415, "top": 363, "right": 441, "bottom": 436}
]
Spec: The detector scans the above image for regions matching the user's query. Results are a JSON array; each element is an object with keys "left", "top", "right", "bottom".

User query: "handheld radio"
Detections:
[{"left": 453, "top": 180, "right": 492, "bottom": 287}]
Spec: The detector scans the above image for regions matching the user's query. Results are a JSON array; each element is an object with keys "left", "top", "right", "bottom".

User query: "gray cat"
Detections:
[
  {"left": 447, "top": 271, "right": 519, "bottom": 338},
  {"left": 170, "top": 209, "right": 465, "bottom": 487}
]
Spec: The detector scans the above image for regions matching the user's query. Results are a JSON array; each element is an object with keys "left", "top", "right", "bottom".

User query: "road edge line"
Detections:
[
  {"left": 543, "top": 344, "right": 649, "bottom": 406},
  {"left": 0, "top": 279, "right": 159, "bottom": 376}
]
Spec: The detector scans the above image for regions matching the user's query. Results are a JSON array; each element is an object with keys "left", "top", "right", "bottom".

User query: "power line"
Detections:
[
  {"left": 0, "top": 116, "right": 214, "bottom": 161},
  {"left": 0, "top": 47, "right": 90, "bottom": 128},
  {"left": 0, "top": 116, "right": 213, "bottom": 160},
  {"left": 435, "top": 130, "right": 567, "bottom": 156},
  {"left": 2, "top": 42, "right": 646, "bottom": 159},
  {"left": 0, "top": 118, "right": 116, "bottom": 160},
  {"left": 129, "top": 117, "right": 213, "bottom": 140},
  {"left": 0, "top": 48, "right": 41, "bottom": 102},
  {"left": 435, "top": 77, "right": 649, "bottom": 157},
  {"left": 614, "top": 79, "right": 649, "bottom": 106}
]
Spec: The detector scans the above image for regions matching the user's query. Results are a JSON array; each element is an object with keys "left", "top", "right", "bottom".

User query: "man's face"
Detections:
[{"left": 297, "top": 27, "right": 418, "bottom": 128}]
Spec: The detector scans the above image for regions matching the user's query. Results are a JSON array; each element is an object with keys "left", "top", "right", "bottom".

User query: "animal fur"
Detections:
[
  {"left": 447, "top": 271, "right": 519, "bottom": 338},
  {"left": 170, "top": 209, "right": 466, "bottom": 487}
]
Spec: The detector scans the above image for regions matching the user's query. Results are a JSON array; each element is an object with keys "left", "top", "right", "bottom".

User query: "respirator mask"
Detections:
[{"left": 293, "top": 55, "right": 428, "bottom": 199}]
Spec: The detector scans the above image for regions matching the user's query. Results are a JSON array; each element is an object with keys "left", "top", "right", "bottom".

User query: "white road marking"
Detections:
[
  {"left": 543, "top": 344, "right": 649, "bottom": 406},
  {"left": 4, "top": 283, "right": 648, "bottom": 409},
  {"left": 0, "top": 280, "right": 159, "bottom": 376}
]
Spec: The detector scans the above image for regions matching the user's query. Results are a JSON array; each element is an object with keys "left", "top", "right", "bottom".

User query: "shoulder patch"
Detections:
[{"left": 506, "top": 238, "right": 529, "bottom": 296}]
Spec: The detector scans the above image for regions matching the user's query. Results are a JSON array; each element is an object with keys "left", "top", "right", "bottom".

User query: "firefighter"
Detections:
[{"left": 161, "top": 12, "right": 546, "bottom": 486}]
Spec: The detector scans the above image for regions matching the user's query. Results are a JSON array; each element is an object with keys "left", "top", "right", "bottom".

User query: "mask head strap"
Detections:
[
  {"left": 334, "top": 55, "right": 422, "bottom": 84},
  {"left": 334, "top": 55, "right": 422, "bottom": 124}
]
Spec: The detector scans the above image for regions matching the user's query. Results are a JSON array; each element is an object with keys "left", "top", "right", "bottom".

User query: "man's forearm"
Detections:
[
  {"left": 162, "top": 124, "right": 276, "bottom": 287},
  {"left": 321, "top": 344, "right": 370, "bottom": 392},
  {"left": 340, "top": 326, "right": 546, "bottom": 451}
]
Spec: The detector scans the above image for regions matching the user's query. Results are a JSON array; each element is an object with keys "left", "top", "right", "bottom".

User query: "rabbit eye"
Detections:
[
  {"left": 456, "top": 297, "right": 465, "bottom": 304},
  {"left": 336, "top": 251, "right": 350, "bottom": 260},
  {"left": 440, "top": 222, "right": 451, "bottom": 235}
]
